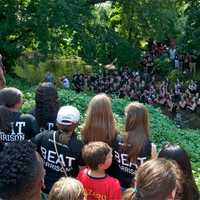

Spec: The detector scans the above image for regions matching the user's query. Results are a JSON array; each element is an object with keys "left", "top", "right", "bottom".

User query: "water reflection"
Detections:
[{"left": 160, "top": 106, "right": 200, "bottom": 130}]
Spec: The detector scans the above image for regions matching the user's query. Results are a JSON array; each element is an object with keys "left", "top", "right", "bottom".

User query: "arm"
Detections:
[{"left": 151, "top": 143, "right": 157, "bottom": 159}]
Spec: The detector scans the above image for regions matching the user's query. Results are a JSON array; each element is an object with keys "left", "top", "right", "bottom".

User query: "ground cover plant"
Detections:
[{"left": 8, "top": 77, "right": 200, "bottom": 189}]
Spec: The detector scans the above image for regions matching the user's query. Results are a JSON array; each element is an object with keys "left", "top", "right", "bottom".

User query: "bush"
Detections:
[{"left": 14, "top": 55, "right": 92, "bottom": 84}]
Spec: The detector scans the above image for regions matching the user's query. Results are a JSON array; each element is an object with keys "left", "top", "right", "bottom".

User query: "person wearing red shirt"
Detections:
[{"left": 77, "top": 141, "right": 122, "bottom": 200}]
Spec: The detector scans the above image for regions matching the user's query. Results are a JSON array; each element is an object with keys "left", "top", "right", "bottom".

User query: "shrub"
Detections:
[{"left": 14, "top": 56, "right": 92, "bottom": 84}]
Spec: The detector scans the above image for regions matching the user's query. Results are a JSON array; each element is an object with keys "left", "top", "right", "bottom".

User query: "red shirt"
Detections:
[{"left": 77, "top": 168, "right": 122, "bottom": 200}]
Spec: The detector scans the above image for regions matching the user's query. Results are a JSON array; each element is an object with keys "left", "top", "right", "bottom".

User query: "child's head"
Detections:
[
  {"left": 56, "top": 105, "right": 80, "bottom": 133},
  {"left": 82, "top": 141, "right": 112, "bottom": 170},
  {"left": 81, "top": 93, "right": 116, "bottom": 145},
  {"left": 48, "top": 177, "right": 85, "bottom": 200},
  {"left": 123, "top": 158, "right": 182, "bottom": 200},
  {"left": 0, "top": 87, "right": 23, "bottom": 109}
]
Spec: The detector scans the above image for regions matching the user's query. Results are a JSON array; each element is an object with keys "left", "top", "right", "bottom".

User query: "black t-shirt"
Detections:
[
  {"left": 0, "top": 112, "right": 39, "bottom": 143},
  {"left": 30, "top": 108, "right": 57, "bottom": 132},
  {"left": 110, "top": 135, "right": 152, "bottom": 188},
  {"left": 31, "top": 130, "right": 83, "bottom": 194}
]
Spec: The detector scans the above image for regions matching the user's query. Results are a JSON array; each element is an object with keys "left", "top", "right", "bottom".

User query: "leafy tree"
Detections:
[{"left": 184, "top": 0, "right": 200, "bottom": 50}]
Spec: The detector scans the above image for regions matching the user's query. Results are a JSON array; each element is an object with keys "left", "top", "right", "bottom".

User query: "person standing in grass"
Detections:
[
  {"left": 0, "top": 87, "right": 39, "bottom": 146},
  {"left": 81, "top": 93, "right": 118, "bottom": 146},
  {"left": 110, "top": 102, "right": 157, "bottom": 189},
  {"left": 31, "top": 82, "right": 59, "bottom": 132},
  {"left": 32, "top": 105, "right": 83, "bottom": 197}
]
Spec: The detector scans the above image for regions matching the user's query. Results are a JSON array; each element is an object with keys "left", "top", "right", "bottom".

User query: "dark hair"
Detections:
[
  {"left": 82, "top": 141, "right": 112, "bottom": 170},
  {"left": 0, "top": 105, "right": 15, "bottom": 133},
  {"left": 159, "top": 144, "right": 199, "bottom": 200},
  {"left": 0, "top": 87, "right": 22, "bottom": 107},
  {"left": 35, "top": 82, "right": 59, "bottom": 129},
  {"left": 0, "top": 140, "right": 40, "bottom": 200}
]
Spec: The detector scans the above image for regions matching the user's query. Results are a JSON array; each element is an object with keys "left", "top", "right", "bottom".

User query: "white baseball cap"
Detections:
[{"left": 56, "top": 106, "right": 80, "bottom": 125}]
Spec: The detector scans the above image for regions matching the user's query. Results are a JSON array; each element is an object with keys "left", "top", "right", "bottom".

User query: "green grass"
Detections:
[{"left": 7, "top": 77, "right": 200, "bottom": 189}]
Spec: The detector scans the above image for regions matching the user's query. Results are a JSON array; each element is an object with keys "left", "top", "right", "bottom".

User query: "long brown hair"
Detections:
[
  {"left": 124, "top": 102, "right": 149, "bottom": 161},
  {"left": 123, "top": 159, "right": 182, "bottom": 200},
  {"left": 81, "top": 93, "right": 117, "bottom": 145}
]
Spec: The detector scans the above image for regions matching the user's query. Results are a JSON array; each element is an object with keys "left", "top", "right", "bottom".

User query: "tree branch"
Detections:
[{"left": 87, "top": 0, "right": 113, "bottom": 5}]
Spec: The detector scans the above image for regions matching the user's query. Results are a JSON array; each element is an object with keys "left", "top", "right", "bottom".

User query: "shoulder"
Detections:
[
  {"left": 77, "top": 168, "right": 88, "bottom": 180},
  {"left": 106, "top": 175, "right": 120, "bottom": 185},
  {"left": 20, "top": 113, "right": 36, "bottom": 121},
  {"left": 31, "top": 130, "right": 53, "bottom": 143}
]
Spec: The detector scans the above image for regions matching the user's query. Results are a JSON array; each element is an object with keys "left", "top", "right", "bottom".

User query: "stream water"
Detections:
[{"left": 160, "top": 106, "right": 200, "bottom": 130}]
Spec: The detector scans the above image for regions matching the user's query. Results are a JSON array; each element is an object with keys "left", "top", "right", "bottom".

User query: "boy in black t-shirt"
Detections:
[{"left": 32, "top": 105, "right": 83, "bottom": 195}]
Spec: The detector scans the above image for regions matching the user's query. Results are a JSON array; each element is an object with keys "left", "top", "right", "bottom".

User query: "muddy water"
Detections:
[{"left": 160, "top": 106, "right": 200, "bottom": 130}]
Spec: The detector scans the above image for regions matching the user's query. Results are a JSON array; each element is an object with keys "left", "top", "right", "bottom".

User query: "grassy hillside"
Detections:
[{"left": 7, "top": 76, "right": 200, "bottom": 188}]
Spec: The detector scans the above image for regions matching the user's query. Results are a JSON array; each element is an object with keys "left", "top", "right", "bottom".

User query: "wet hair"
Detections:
[
  {"left": 0, "top": 87, "right": 22, "bottom": 107},
  {"left": 124, "top": 102, "right": 149, "bottom": 161},
  {"left": 82, "top": 141, "right": 112, "bottom": 170},
  {"left": 0, "top": 140, "right": 42, "bottom": 200},
  {"left": 49, "top": 177, "right": 85, "bottom": 200},
  {"left": 159, "top": 144, "right": 199, "bottom": 200},
  {"left": 123, "top": 158, "right": 182, "bottom": 200},
  {"left": 81, "top": 93, "right": 117, "bottom": 145},
  {"left": 35, "top": 82, "right": 59, "bottom": 129}
]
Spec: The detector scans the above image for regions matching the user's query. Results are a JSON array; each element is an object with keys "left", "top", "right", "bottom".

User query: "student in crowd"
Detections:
[
  {"left": 0, "top": 140, "right": 45, "bottom": 200},
  {"left": 111, "top": 102, "right": 157, "bottom": 189},
  {"left": 81, "top": 93, "right": 118, "bottom": 146},
  {"left": 77, "top": 141, "right": 122, "bottom": 200},
  {"left": 44, "top": 71, "right": 54, "bottom": 83},
  {"left": 31, "top": 82, "right": 59, "bottom": 131},
  {"left": 60, "top": 75, "right": 70, "bottom": 89},
  {"left": 123, "top": 158, "right": 182, "bottom": 200},
  {"left": 0, "top": 87, "right": 39, "bottom": 145},
  {"left": 159, "top": 144, "right": 199, "bottom": 200},
  {"left": 49, "top": 177, "right": 85, "bottom": 200},
  {"left": 32, "top": 105, "right": 83, "bottom": 195}
]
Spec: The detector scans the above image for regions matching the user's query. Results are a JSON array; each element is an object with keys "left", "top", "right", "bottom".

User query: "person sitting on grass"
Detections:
[
  {"left": 49, "top": 177, "right": 86, "bottom": 200},
  {"left": 77, "top": 141, "right": 122, "bottom": 200}
]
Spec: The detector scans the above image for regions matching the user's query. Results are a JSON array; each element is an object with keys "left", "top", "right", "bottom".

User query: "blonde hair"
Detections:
[
  {"left": 48, "top": 177, "right": 85, "bottom": 200},
  {"left": 81, "top": 93, "right": 117, "bottom": 145},
  {"left": 123, "top": 159, "right": 182, "bottom": 200},
  {"left": 124, "top": 102, "right": 149, "bottom": 161}
]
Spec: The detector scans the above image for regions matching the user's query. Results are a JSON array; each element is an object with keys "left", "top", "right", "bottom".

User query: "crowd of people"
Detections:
[
  {"left": 142, "top": 39, "right": 198, "bottom": 75},
  {"left": 0, "top": 84, "right": 199, "bottom": 200},
  {"left": 72, "top": 69, "right": 200, "bottom": 113}
]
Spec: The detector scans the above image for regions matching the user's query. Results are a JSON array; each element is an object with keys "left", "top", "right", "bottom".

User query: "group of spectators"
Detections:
[
  {"left": 0, "top": 83, "right": 199, "bottom": 200},
  {"left": 72, "top": 68, "right": 200, "bottom": 112},
  {"left": 142, "top": 39, "right": 198, "bottom": 75}
]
